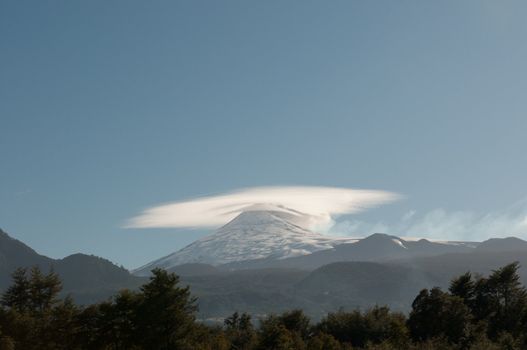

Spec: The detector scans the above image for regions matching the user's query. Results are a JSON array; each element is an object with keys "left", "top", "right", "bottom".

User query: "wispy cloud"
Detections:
[
  {"left": 125, "top": 186, "right": 400, "bottom": 229},
  {"left": 330, "top": 199, "right": 527, "bottom": 241}
]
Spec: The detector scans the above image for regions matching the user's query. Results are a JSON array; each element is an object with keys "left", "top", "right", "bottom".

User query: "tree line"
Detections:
[{"left": 0, "top": 263, "right": 526, "bottom": 349}]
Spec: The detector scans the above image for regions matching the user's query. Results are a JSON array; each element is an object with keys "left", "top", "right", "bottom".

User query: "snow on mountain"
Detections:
[
  {"left": 220, "top": 233, "right": 479, "bottom": 270},
  {"left": 133, "top": 206, "right": 356, "bottom": 276}
]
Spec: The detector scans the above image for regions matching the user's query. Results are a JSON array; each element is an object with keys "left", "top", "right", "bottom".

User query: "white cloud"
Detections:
[
  {"left": 330, "top": 199, "right": 527, "bottom": 241},
  {"left": 125, "top": 186, "right": 400, "bottom": 229}
]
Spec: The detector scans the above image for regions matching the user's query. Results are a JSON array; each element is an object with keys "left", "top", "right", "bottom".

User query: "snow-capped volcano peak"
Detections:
[
  {"left": 133, "top": 208, "right": 354, "bottom": 276},
  {"left": 223, "top": 204, "right": 328, "bottom": 230}
]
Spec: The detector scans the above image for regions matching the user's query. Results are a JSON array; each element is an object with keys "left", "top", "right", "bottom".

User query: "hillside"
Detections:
[{"left": 0, "top": 228, "right": 144, "bottom": 304}]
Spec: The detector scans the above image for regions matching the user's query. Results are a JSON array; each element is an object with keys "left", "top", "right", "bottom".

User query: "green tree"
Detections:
[
  {"left": 256, "top": 310, "right": 312, "bottom": 349},
  {"left": 224, "top": 312, "right": 257, "bottom": 350},
  {"left": 1, "top": 268, "right": 31, "bottom": 312},
  {"left": 407, "top": 287, "right": 471, "bottom": 344},
  {"left": 257, "top": 318, "right": 302, "bottom": 350},
  {"left": 485, "top": 263, "right": 527, "bottom": 338},
  {"left": 317, "top": 306, "right": 409, "bottom": 348},
  {"left": 449, "top": 271, "right": 475, "bottom": 306},
  {"left": 193, "top": 324, "right": 230, "bottom": 350},
  {"left": 276, "top": 309, "right": 311, "bottom": 341},
  {"left": 98, "top": 290, "right": 140, "bottom": 350},
  {"left": 0, "top": 266, "right": 68, "bottom": 350},
  {"left": 28, "top": 266, "right": 62, "bottom": 313},
  {"left": 306, "top": 332, "right": 342, "bottom": 350},
  {"left": 467, "top": 263, "right": 527, "bottom": 340},
  {"left": 134, "top": 268, "right": 198, "bottom": 350},
  {"left": 0, "top": 335, "right": 14, "bottom": 350}
]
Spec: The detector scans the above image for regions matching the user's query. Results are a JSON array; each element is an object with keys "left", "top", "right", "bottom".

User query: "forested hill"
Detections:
[{"left": 0, "top": 228, "right": 144, "bottom": 304}]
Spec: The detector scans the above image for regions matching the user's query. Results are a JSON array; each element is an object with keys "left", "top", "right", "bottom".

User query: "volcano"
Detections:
[{"left": 133, "top": 206, "right": 355, "bottom": 275}]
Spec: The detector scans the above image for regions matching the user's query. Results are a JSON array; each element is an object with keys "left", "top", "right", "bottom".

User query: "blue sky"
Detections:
[{"left": 2, "top": 1, "right": 527, "bottom": 268}]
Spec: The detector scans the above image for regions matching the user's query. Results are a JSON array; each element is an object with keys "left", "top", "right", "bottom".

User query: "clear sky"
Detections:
[{"left": 2, "top": 1, "right": 527, "bottom": 269}]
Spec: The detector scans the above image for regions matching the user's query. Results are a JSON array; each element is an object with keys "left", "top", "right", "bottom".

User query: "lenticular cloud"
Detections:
[{"left": 125, "top": 186, "right": 400, "bottom": 229}]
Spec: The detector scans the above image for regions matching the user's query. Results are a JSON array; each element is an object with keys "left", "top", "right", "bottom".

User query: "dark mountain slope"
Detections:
[
  {"left": 475, "top": 237, "right": 527, "bottom": 252},
  {"left": 293, "top": 262, "right": 431, "bottom": 316},
  {"left": 180, "top": 268, "right": 310, "bottom": 318},
  {"left": 168, "top": 263, "right": 223, "bottom": 276},
  {"left": 395, "top": 249, "right": 527, "bottom": 289},
  {"left": 53, "top": 253, "right": 145, "bottom": 304},
  {"left": 0, "top": 228, "right": 53, "bottom": 286},
  {"left": 0, "top": 228, "right": 144, "bottom": 304}
]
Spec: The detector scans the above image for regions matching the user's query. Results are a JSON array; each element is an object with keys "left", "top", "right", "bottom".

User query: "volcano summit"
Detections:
[{"left": 133, "top": 206, "right": 355, "bottom": 276}]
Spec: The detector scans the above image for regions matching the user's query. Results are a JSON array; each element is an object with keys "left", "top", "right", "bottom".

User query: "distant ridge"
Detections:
[
  {"left": 222, "top": 233, "right": 477, "bottom": 270},
  {"left": 476, "top": 237, "right": 527, "bottom": 252},
  {"left": 0, "top": 228, "right": 144, "bottom": 304}
]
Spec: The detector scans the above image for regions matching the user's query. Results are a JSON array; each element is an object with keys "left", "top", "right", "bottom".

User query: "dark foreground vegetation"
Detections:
[{"left": 0, "top": 263, "right": 526, "bottom": 349}]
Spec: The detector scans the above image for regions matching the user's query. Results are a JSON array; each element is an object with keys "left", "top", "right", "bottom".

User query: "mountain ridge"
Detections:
[
  {"left": 219, "top": 232, "right": 478, "bottom": 270},
  {"left": 3, "top": 226, "right": 527, "bottom": 319},
  {"left": 0, "top": 228, "right": 144, "bottom": 304},
  {"left": 133, "top": 208, "right": 523, "bottom": 274},
  {"left": 133, "top": 208, "right": 356, "bottom": 275}
]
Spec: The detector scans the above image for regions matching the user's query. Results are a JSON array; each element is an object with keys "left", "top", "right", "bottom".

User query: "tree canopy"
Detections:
[{"left": 0, "top": 263, "right": 526, "bottom": 349}]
